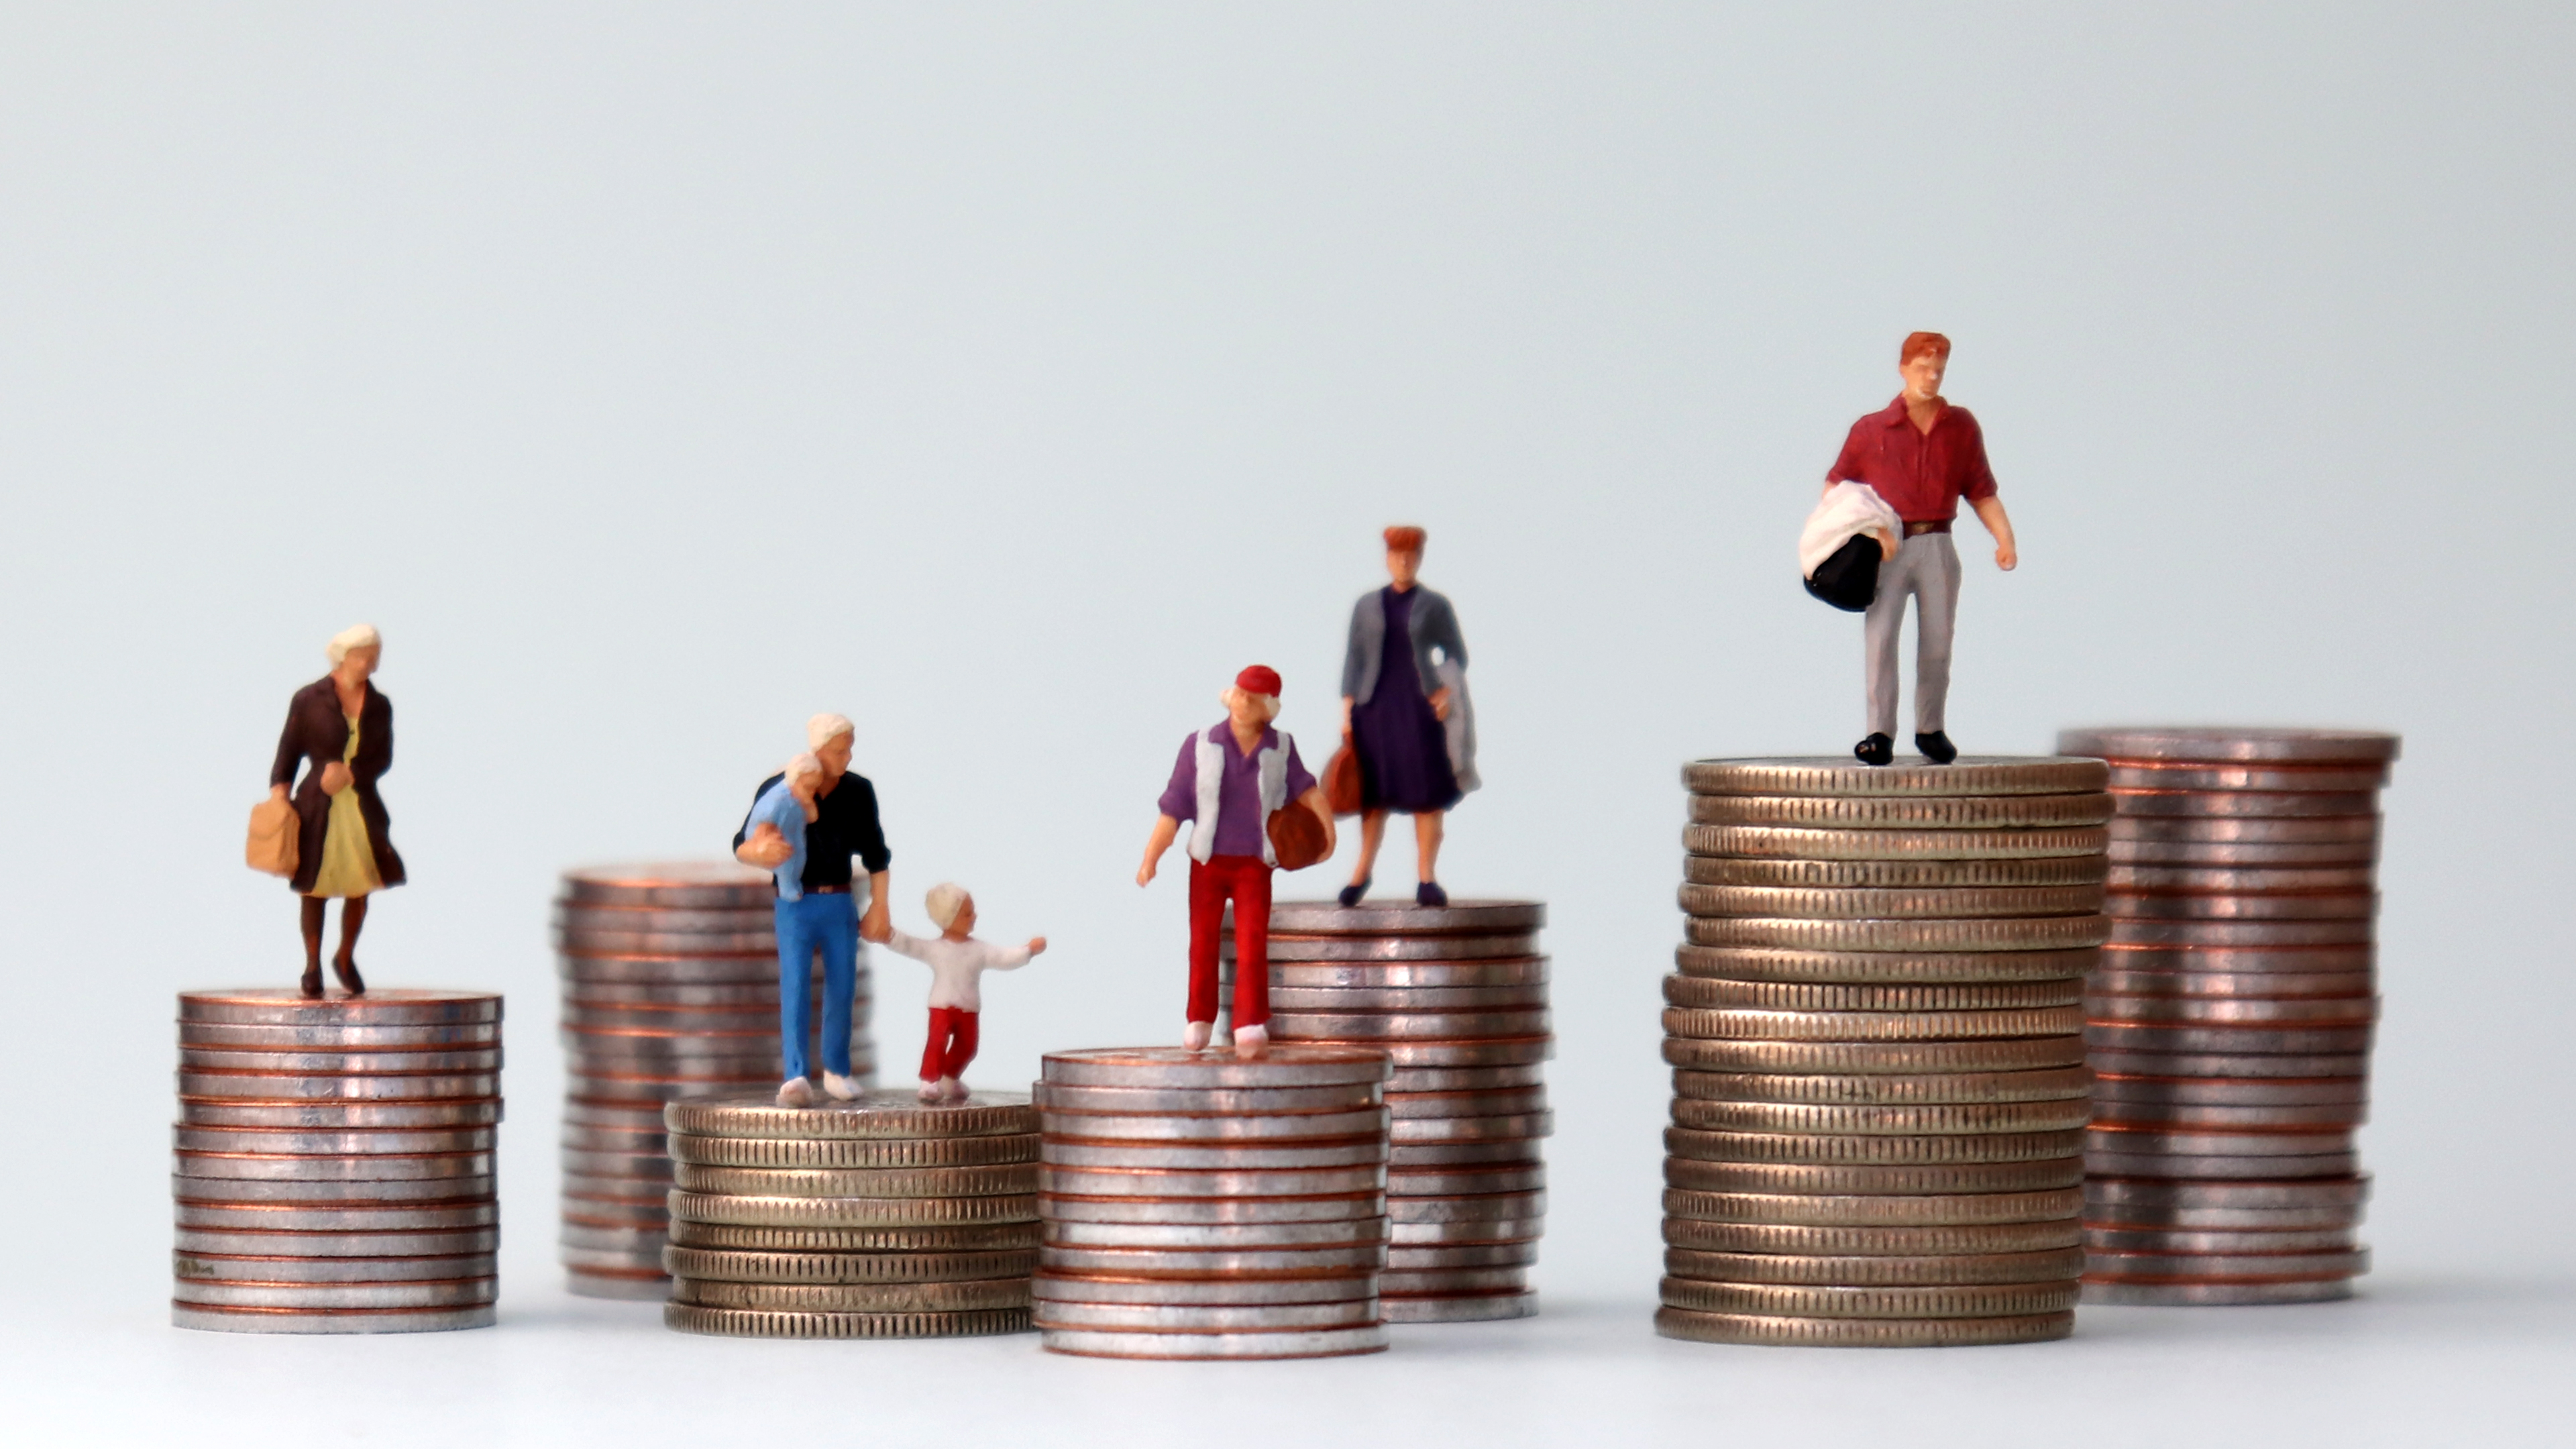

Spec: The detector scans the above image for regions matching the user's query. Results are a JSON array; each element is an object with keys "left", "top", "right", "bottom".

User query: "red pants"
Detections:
[
  {"left": 1188, "top": 853, "right": 1272, "bottom": 1029},
  {"left": 918, "top": 1007, "right": 979, "bottom": 1081}
]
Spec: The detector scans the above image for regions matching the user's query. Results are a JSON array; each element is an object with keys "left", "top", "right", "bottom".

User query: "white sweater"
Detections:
[{"left": 881, "top": 928, "right": 1034, "bottom": 1012}]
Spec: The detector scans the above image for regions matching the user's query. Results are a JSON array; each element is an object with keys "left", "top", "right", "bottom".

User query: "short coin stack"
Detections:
[
  {"left": 1658, "top": 757, "right": 2108, "bottom": 1348},
  {"left": 659, "top": 1090, "right": 1038, "bottom": 1337},
  {"left": 1034, "top": 1046, "right": 1393, "bottom": 1359},
  {"left": 2057, "top": 726, "right": 2397, "bottom": 1306},
  {"left": 1222, "top": 901, "right": 1551, "bottom": 1322},
  {"left": 556, "top": 862, "right": 876, "bottom": 1299},
  {"left": 172, "top": 987, "right": 502, "bottom": 1334}
]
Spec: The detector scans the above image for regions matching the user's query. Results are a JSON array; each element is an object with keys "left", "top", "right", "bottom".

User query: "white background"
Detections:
[{"left": 1, "top": 5, "right": 2570, "bottom": 1445}]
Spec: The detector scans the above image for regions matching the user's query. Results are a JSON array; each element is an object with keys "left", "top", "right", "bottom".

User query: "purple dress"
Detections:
[{"left": 1352, "top": 586, "right": 1462, "bottom": 814}]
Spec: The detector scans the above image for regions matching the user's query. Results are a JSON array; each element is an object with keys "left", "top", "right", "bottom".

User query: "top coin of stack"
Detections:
[
  {"left": 1658, "top": 757, "right": 2107, "bottom": 1348},
  {"left": 174, "top": 988, "right": 503, "bottom": 1334},
  {"left": 555, "top": 861, "right": 877, "bottom": 1299},
  {"left": 2057, "top": 727, "right": 2398, "bottom": 1306},
  {"left": 1222, "top": 901, "right": 1551, "bottom": 1322}
]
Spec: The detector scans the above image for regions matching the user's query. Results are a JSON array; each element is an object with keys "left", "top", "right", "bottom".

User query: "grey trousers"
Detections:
[{"left": 1863, "top": 531, "right": 1961, "bottom": 739}]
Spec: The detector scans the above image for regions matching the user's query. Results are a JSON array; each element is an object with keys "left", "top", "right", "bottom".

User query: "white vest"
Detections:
[{"left": 1189, "top": 724, "right": 1291, "bottom": 867}]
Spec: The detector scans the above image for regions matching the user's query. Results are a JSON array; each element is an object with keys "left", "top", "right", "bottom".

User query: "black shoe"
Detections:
[
  {"left": 1337, "top": 877, "right": 1370, "bottom": 908},
  {"left": 332, "top": 958, "right": 366, "bottom": 996},
  {"left": 1415, "top": 881, "right": 1449, "bottom": 908},
  {"left": 1915, "top": 731, "right": 1958, "bottom": 765},
  {"left": 299, "top": 965, "right": 324, "bottom": 1000},
  {"left": 1854, "top": 733, "right": 1894, "bottom": 767}
]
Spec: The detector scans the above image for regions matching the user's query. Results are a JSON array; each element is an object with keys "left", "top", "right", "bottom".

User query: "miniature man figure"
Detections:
[
  {"left": 733, "top": 714, "right": 893, "bottom": 1107},
  {"left": 881, "top": 883, "right": 1046, "bottom": 1104},
  {"left": 1137, "top": 667, "right": 1337, "bottom": 1060},
  {"left": 1338, "top": 525, "right": 1478, "bottom": 908},
  {"left": 268, "top": 624, "right": 406, "bottom": 998},
  {"left": 1825, "top": 332, "right": 2019, "bottom": 767}
]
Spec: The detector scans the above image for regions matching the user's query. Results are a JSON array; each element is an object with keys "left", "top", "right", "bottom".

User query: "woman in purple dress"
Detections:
[{"left": 1338, "top": 526, "right": 1479, "bottom": 907}]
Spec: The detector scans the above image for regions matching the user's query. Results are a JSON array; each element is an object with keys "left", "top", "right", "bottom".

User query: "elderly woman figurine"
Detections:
[
  {"left": 1338, "top": 526, "right": 1477, "bottom": 908},
  {"left": 270, "top": 624, "right": 405, "bottom": 998},
  {"left": 1138, "top": 666, "right": 1336, "bottom": 1060}
]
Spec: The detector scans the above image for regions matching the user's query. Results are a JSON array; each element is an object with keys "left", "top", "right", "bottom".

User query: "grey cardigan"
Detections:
[{"left": 1342, "top": 585, "right": 1466, "bottom": 704}]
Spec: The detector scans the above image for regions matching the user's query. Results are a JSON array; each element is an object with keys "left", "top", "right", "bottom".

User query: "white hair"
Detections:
[
  {"left": 783, "top": 752, "right": 825, "bottom": 785},
  {"left": 1220, "top": 687, "right": 1281, "bottom": 723},
  {"left": 808, "top": 713, "right": 855, "bottom": 750},
  {"left": 325, "top": 624, "right": 381, "bottom": 665},
  {"left": 924, "top": 882, "right": 971, "bottom": 931}
]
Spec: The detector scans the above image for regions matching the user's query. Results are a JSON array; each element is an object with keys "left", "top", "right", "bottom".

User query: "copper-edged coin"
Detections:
[
  {"left": 1663, "top": 1186, "right": 2081, "bottom": 1227},
  {"left": 1682, "top": 757, "right": 2108, "bottom": 798},
  {"left": 1675, "top": 944, "right": 2098, "bottom": 986},
  {"left": 177, "top": 988, "right": 502, "bottom": 1027},
  {"left": 1655, "top": 1306, "right": 2070, "bottom": 1346},
  {"left": 1665, "top": 1159, "right": 2082, "bottom": 1195},
  {"left": 1686, "top": 824, "right": 2108, "bottom": 863},
  {"left": 1673, "top": 1066, "right": 2092, "bottom": 1106},
  {"left": 1684, "top": 855, "right": 2108, "bottom": 889},
  {"left": 1666, "top": 975, "right": 2080, "bottom": 1012},
  {"left": 1265, "top": 900, "right": 1545, "bottom": 934}
]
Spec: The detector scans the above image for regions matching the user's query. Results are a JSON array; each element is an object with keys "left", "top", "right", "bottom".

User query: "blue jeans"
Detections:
[{"left": 774, "top": 892, "right": 858, "bottom": 1081}]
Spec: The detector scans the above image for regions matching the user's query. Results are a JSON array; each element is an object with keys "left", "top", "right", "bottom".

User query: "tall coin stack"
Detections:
[
  {"left": 1220, "top": 901, "right": 1550, "bottom": 1322},
  {"left": 1658, "top": 757, "right": 2108, "bottom": 1348},
  {"left": 659, "top": 1091, "right": 1038, "bottom": 1337},
  {"left": 173, "top": 988, "right": 502, "bottom": 1334},
  {"left": 555, "top": 862, "right": 876, "bottom": 1299},
  {"left": 1034, "top": 1047, "right": 1393, "bottom": 1359},
  {"left": 2057, "top": 727, "right": 2397, "bottom": 1306}
]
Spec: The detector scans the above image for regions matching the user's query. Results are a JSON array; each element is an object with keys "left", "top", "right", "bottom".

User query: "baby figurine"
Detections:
[{"left": 881, "top": 882, "right": 1046, "bottom": 1103}]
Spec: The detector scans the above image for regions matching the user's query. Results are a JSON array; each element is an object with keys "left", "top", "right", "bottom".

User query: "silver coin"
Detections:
[
  {"left": 1654, "top": 1306, "right": 2070, "bottom": 1346},
  {"left": 1273, "top": 959, "right": 1550, "bottom": 989},
  {"left": 1666, "top": 975, "right": 2080, "bottom": 1012},
  {"left": 172, "top": 1303, "right": 497, "bottom": 1334},
  {"left": 174, "top": 1250, "right": 494, "bottom": 1284},
  {"left": 2083, "top": 1246, "right": 2369, "bottom": 1279},
  {"left": 2079, "top": 1279, "right": 2354, "bottom": 1306},
  {"left": 555, "top": 930, "right": 780, "bottom": 955},
  {"left": 1391, "top": 1217, "right": 1543, "bottom": 1245},
  {"left": 174, "top": 1174, "right": 493, "bottom": 1203},
  {"left": 1674, "top": 1067, "right": 2093, "bottom": 1112},
  {"left": 561, "top": 1124, "right": 665, "bottom": 1152},
  {"left": 1038, "top": 1108, "right": 1387, "bottom": 1142},
  {"left": 674, "top": 1277, "right": 1030, "bottom": 1313},
  {"left": 663, "top": 1247, "right": 1036, "bottom": 1283},
  {"left": 1664, "top": 1187, "right": 2080, "bottom": 1228},
  {"left": 1674, "top": 944, "right": 2098, "bottom": 986},
  {"left": 559, "top": 861, "right": 776, "bottom": 908},
  {"left": 1040, "top": 1192, "right": 1383, "bottom": 1226},
  {"left": 2057, "top": 727, "right": 2400, "bottom": 764},
  {"left": 1042, "top": 1218, "right": 1387, "bottom": 1250},
  {"left": 1670, "top": 1098, "right": 2093, "bottom": 1136},
  {"left": 175, "top": 1202, "right": 498, "bottom": 1232},
  {"left": 557, "top": 955, "right": 779, "bottom": 984},
  {"left": 1034, "top": 1083, "right": 1381, "bottom": 1115},
  {"left": 174, "top": 1228, "right": 500, "bottom": 1258},
  {"left": 1264, "top": 1010, "right": 1552, "bottom": 1040},
  {"left": 1664, "top": 1038, "right": 2086, "bottom": 1075},
  {"left": 2084, "top": 1023, "right": 2374, "bottom": 1055},
  {"left": 1386, "top": 1087, "right": 1547, "bottom": 1120},
  {"left": 1667, "top": 1159, "right": 2081, "bottom": 1195},
  {"left": 1037, "top": 1243, "right": 1387, "bottom": 1275},
  {"left": 2087, "top": 1126, "right": 2356, "bottom": 1157},
  {"left": 672, "top": 1163, "right": 1039, "bottom": 1198},
  {"left": 669, "top": 1191, "right": 1040, "bottom": 1228},
  {"left": 178, "top": 1070, "right": 500, "bottom": 1102},
  {"left": 179, "top": 1099, "right": 503, "bottom": 1130},
  {"left": 2108, "top": 839, "right": 2380, "bottom": 867},
  {"left": 1319, "top": 1038, "right": 1552, "bottom": 1069},
  {"left": 2107, "top": 815, "right": 2377, "bottom": 844},
  {"left": 1267, "top": 985, "right": 1548, "bottom": 1011},
  {"left": 2090, "top": 969, "right": 2376, "bottom": 998},
  {"left": 1039, "top": 1048, "right": 1391, "bottom": 1089},
  {"left": 1686, "top": 916, "right": 2110, "bottom": 953},
  {"left": 561, "top": 1149, "right": 674, "bottom": 1180},
  {"left": 1690, "top": 794, "right": 2113, "bottom": 831},
  {"left": 1379, "top": 1267, "right": 1527, "bottom": 1294},
  {"left": 1664, "top": 1004, "right": 2086, "bottom": 1042},
  {"left": 2110, "top": 919, "right": 2374, "bottom": 948},
  {"left": 2083, "top": 1204, "right": 2365, "bottom": 1231},
  {"left": 2106, "top": 865, "right": 2379, "bottom": 893},
  {"left": 665, "top": 1089, "right": 1030, "bottom": 1142},
  {"left": 2090, "top": 1075, "right": 2366, "bottom": 1106},
  {"left": 2083, "top": 1226, "right": 2357, "bottom": 1252},
  {"left": 179, "top": 1022, "right": 503, "bottom": 1049},
  {"left": 568, "top": 1070, "right": 785, "bottom": 1100},
  {"left": 1386, "top": 1164, "right": 1546, "bottom": 1195},
  {"left": 1685, "top": 855, "right": 2108, "bottom": 889},
  {"left": 1038, "top": 1165, "right": 1385, "bottom": 1198},
  {"left": 561, "top": 981, "right": 785, "bottom": 1007},
  {"left": 667, "top": 1220, "right": 1044, "bottom": 1252},
  {"left": 1034, "top": 1299, "right": 1379, "bottom": 1332},
  {"left": 172, "top": 1126, "right": 495, "bottom": 1155},
  {"left": 1262, "top": 900, "right": 1544, "bottom": 934},
  {"left": 2084, "top": 1150, "right": 2359, "bottom": 1179},
  {"left": 1389, "top": 1112, "right": 1553, "bottom": 1143},
  {"left": 1382, "top": 1292, "right": 1538, "bottom": 1323},
  {"left": 1388, "top": 1065, "right": 1546, "bottom": 1093},
  {"left": 1257, "top": 934, "right": 1542, "bottom": 962},
  {"left": 561, "top": 1025, "right": 780, "bottom": 1055},
  {"left": 1385, "top": 1241, "right": 1539, "bottom": 1269},
  {"left": 1682, "top": 756, "right": 2108, "bottom": 798},
  {"left": 2108, "top": 790, "right": 2379, "bottom": 819},
  {"left": 1387, "top": 1191, "right": 1546, "bottom": 1224},
  {"left": 2086, "top": 994, "right": 2378, "bottom": 1025},
  {"left": 2108, "top": 893, "right": 2376, "bottom": 922},
  {"left": 2090, "top": 1099, "right": 2366, "bottom": 1129},
  {"left": 559, "top": 1224, "right": 667, "bottom": 1251},
  {"left": 1038, "top": 1326, "right": 1386, "bottom": 1360},
  {"left": 1040, "top": 1141, "right": 1387, "bottom": 1171},
  {"left": 665, "top": 1303, "right": 1031, "bottom": 1338},
  {"left": 2099, "top": 762, "right": 2388, "bottom": 792},
  {"left": 669, "top": 1134, "right": 1038, "bottom": 1169},
  {"left": 173, "top": 1277, "right": 496, "bottom": 1311},
  {"left": 1032, "top": 1273, "right": 1377, "bottom": 1306},
  {"left": 177, "top": 1047, "right": 503, "bottom": 1074},
  {"left": 1660, "top": 1277, "right": 2078, "bottom": 1319},
  {"left": 1389, "top": 1140, "right": 1545, "bottom": 1167},
  {"left": 173, "top": 1151, "right": 493, "bottom": 1182},
  {"left": 1662, "top": 1218, "right": 2081, "bottom": 1255},
  {"left": 1666, "top": 1246, "right": 2086, "bottom": 1287},
  {"left": 555, "top": 903, "right": 773, "bottom": 933},
  {"left": 559, "top": 1005, "right": 784, "bottom": 1031},
  {"left": 1682, "top": 883, "right": 2105, "bottom": 921},
  {"left": 2087, "top": 1048, "right": 2370, "bottom": 1079},
  {"left": 565, "top": 1269, "right": 672, "bottom": 1300},
  {"left": 1686, "top": 824, "right": 2109, "bottom": 863},
  {"left": 559, "top": 1174, "right": 670, "bottom": 1207},
  {"left": 178, "top": 988, "right": 503, "bottom": 1026}
]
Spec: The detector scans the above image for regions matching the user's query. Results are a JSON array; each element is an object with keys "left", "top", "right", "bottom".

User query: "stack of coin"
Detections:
[
  {"left": 2056, "top": 727, "right": 2398, "bottom": 1306},
  {"left": 658, "top": 1090, "right": 1038, "bottom": 1337},
  {"left": 1034, "top": 1046, "right": 1392, "bottom": 1359},
  {"left": 172, "top": 987, "right": 502, "bottom": 1334},
  {"left": 555, "top": 862, "right": 876, "bottom": 1299},
  {"left": 1220, "top": 901, "right": 1550, "bottom": 1322},
  {"left": 1658, "top": 757, "right": 2108, "bottom": 1348}
]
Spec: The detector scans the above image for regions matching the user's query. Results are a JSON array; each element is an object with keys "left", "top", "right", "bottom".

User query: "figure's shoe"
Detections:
[
  {"left": 331, "top": 957, "right": 366, "bottom": 996},
  {"left": 1183, "top": 1020, "right": 1214, "bottom": 1051},
  {"left": 1232, "top": 1023, "right": 1269, "bottom": 1061},
  {"left": 299, "top": 965, "right": 324, "bottom": 1000},
  {"left": 777, "top": 1076, "right": 815, "bottom": 1108},
  {"left": 940, "top": 1077, "right": 969, "bottom": 1103},
  {"left": 1415, "top": 881, "right": 1448, "bottom": 908},
  {"left": 1915, "top": 731, "right": 1958, "bottom": 765},
  {"left": 1854, "top": 733, "right": 1895, "bottom": 767},
  {"left": 822, "top": 1072, "right": 862, "bottom": 1101},
  {"left": 916, "top": 1081, "right": 942, "bottom": 1104},
  {"left": 1337, "top": 877, "right": 1371, "bottom": 908}
]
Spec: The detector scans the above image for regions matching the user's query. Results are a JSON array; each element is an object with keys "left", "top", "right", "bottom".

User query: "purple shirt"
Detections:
[{"left": 1157, "top": 722, "right": 1318, "bottom": 859}]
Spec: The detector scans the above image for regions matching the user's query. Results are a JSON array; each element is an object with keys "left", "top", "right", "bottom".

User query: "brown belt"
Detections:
[{"left": 1903, "top": 519, "right": 1953, "bottom": 537}]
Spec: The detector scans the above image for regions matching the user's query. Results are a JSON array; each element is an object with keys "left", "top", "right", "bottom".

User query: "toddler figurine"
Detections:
[{"left": 881, "top": 883, "right": 1045, "bottom": 1103}]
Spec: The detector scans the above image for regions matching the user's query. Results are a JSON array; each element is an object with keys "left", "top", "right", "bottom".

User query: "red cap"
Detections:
[{"left": 1235, "top": 665, "right": 1282, "bottom": 697}]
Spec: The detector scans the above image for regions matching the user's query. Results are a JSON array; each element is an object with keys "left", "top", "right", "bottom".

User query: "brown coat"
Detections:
[{"left": 269, "top": 676, "right": 407, "bottom": 895}]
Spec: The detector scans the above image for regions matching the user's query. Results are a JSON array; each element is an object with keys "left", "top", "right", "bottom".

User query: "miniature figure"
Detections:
[
  {"left": 881, "top": 883, "right": 1046, "bottom": 1103},
  {"left": 1825, "top": 333, "right": 2019, "bottom": 767},
  {"left": 733, "top": 714, "right": 892, "bottom": 1106},
  {"left": 1137, "top": 667, "right": 1336, "bottom": 1060},
  {"left": 1337, "top": 525, "right": 1477, "bottom": 907},
  {"left": 268, "top": 624, "right": 405, "bottom": 998}
]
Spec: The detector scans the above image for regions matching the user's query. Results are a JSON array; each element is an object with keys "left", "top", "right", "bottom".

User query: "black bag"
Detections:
[{"left": 1804, "top": 533, "right": 1881, "bottom": 612}]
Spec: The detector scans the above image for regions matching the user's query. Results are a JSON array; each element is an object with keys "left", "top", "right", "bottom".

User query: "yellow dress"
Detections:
[{"left": 307, "top": 714, "right": 383, "bottom": 899}]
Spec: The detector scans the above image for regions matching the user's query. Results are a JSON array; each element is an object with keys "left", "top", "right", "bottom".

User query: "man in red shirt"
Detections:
[{"left": 1825, "top": 331, "right": 2019, "bottom": 767}]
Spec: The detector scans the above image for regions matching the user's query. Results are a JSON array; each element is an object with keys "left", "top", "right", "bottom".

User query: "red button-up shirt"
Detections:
[{"left": 1827, "top": 396, "right": 1998, "bottom": 523}]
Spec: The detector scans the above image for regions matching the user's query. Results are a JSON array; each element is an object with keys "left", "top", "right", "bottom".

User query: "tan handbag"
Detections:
[
  {"left": 1267, "top": 800, "right": 1331, "bottom": 873},
  {"left": 1322, "top": 733, "right": 1364, "bottom": 818},
  {"left": 246, "top": 796, "right": 299, "bottom": 877}
]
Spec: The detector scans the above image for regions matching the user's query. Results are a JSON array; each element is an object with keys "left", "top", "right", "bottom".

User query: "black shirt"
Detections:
[{"left": 732, "top": 771, "right": 893, "bottom": 894}]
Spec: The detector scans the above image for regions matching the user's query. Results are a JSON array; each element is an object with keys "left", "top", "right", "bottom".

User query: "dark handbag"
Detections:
[
  {"left": 1267, "top": 801, "right": 1331, "bottom": 871},
  {"left": 1322, "top": 734, "right": 1364, "bottom": 818},
  {"left": 1805, "top": 533, "right": 1882, "bottom": 612}
]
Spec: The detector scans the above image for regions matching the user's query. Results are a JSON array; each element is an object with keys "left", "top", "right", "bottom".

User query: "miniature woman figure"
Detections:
[
  {"left": 1137, "top": 666, "right": 1336, "bottom": 1060},
  {"left": 1337, "top": 526, "right": 1477, "bottom": 908},
  {"left": 269, "top": 624, "right": 406, "bottom": 998},
  {"left": 881, "top": 883, "right": 1046, "bottom": 1104}
]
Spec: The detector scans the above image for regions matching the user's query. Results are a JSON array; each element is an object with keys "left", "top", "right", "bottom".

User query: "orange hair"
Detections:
[
  {"left": 1383, "top": 525, "right": 1427, "bottom": 553},
  {"left": 1900, "top": 331, "right": 1952, "bottom": 366}
]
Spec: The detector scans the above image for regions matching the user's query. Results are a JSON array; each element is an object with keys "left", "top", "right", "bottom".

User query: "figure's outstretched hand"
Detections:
[
  {"left": 1027, "top": 936, "right": 1047, "bottom": 955},
  {"left": 860, "top": 904, "right": 892, "bottom": 945},
  {"left": 1136, "top": 859, "right": 1157, "bottom": 887},
  {"left": 1994, "top": 539, "right": 2018, "bottom": 571}
]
